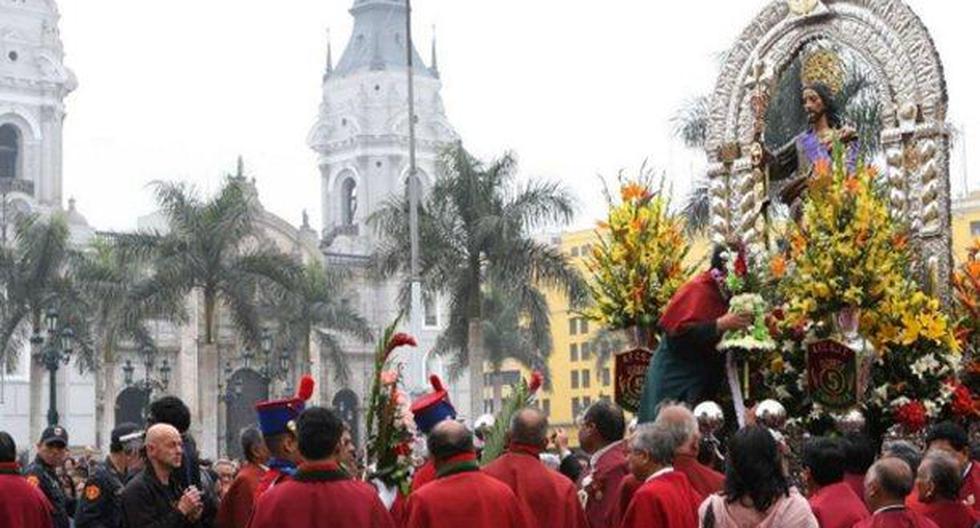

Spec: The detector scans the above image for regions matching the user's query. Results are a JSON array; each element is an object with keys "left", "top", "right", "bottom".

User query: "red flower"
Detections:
[
  {"left": 528, "top": 371, "right": 544, "bottom": 394},
  {"left": 393, "top": 442, "right": 412, "bottom": 457},
  {"left": 734, "top": 250, "right": 748, "bottom": 277},
  {"left": 895, "top": 400, "right": 928, "bottom": 432},
  {"left": 383, "top": 332, "right": 417, "bottom": 361},
  {"left": 951, "top": 384, "right": 977, "bottom": 417}
]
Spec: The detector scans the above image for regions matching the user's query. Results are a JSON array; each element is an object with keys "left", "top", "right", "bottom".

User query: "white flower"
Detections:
[
  {"left": 910, "top": 354, "right": 940, "bottom": 380},
  {"left": 775, "top": 385, "right": 792, "bottom": 400},
  {"left": 890, "top": 396, "right": 911, "bottom": 409},
  {"left": 923, "top": 399, "right": 940, "bottom": 418},
  {"left": 873, "top": 384, "right": 889, "bottom": 405}
]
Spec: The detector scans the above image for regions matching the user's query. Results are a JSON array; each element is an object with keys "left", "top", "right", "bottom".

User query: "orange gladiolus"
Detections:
[
  {"left": 770, "top": 255, "right": 787, "bottom": 278},
  {"left": 621, "top": 182, "right": 647, "bottom": 202},
  {"left": 844, "top": 176, "right": 860, "bottom": 194},
  {"left": 813, "top": 158, "right": 831, "bottom": 177}
]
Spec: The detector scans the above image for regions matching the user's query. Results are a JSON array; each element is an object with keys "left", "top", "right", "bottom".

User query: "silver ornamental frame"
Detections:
[{"left": 705, "top": 0, "right": 953, "bottom": 306}]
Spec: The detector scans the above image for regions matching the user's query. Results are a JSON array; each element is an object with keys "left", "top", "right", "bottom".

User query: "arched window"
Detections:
[
  {"left": 341, "top": 177, "right": 357, "bottom": 225},
  {"left": 0, "top": 124, "right": 20, "bottom": 180}
]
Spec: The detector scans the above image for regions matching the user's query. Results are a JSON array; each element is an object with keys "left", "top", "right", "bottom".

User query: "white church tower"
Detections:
[
  {"left": 308, "top": 0, "right": 470, "bottom": 417},
  {"left": 0, "top": 0, "right": 76, "bottom": 215}
]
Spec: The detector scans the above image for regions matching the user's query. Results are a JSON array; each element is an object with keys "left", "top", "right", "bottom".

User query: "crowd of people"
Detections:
[{"left": 1, "top": 386, "right": 978, "bottom": 527}]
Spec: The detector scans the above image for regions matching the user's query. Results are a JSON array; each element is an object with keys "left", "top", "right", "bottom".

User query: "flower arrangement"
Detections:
[
  {"left": 365, "top": 318, "right": 417, "bottom": 495},
  {"left": 584, "top": 176, "right": 692, "bottom": 342},
  {"left": 479, "top": 371, "right": 544, "bottom": 465},
  {"left": 760, "top": 146, "right": 971, "bottom": 435},
  {"left": 717, "top": 245, "right": 777, "bottom": 353},
  {"left": 953, "top": 238, "right": 980, "bottom": 353}
]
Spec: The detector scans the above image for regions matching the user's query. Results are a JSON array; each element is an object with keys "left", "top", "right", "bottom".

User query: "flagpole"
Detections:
[{"left": 406, "top": 0, "right": 423, "bottom": 391}]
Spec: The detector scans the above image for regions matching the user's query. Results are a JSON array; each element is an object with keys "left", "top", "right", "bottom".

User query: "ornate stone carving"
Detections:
[{"left": 705, "top": 0, "right": 952, "bottom": 305}]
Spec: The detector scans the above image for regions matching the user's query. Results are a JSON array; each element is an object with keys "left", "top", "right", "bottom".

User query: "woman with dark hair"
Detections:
[{"left": 698, "top": 426, "right": 817, "bottom": 527}]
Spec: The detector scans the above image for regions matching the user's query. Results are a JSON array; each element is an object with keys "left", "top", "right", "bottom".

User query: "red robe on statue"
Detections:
[
  {"left": 247, "top": 462, "right": 395, "bottom": 528},
  {"left": 618, "top": 470, "right": 701, "bottom": 528},
  {"left": 404, "top": 454, "right": 528, "bottom": 528},
  {"left": 580, "top": 441, "right": 629, "bottom": 528},
  {"left": 0, "top": 463, "right": 53, "bottom": 528},
  {"left": 217, "top": 462, "right": 265, "bottom": 528},
  {"left": 910, "top": 499, "right": 979, "bottom": 528},
  {"left": 809, "top": 481, "right": 870, "bottom": 528},
  {"left": 853, "top": 506, "right": 940, "bottom": 528},
  {"left": 483, "top": 445, "right": 588, "bottom": 528},
  {"left": 674, "top": 453, "right": 724, "bottom": 496}
]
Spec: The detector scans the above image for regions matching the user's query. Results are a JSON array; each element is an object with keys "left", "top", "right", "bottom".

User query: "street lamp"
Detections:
[{"left": 32, "top": 308, "right": 74, "bottom": 427}]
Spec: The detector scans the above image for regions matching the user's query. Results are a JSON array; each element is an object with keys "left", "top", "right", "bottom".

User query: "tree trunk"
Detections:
[
  {"left": 28, "top": 312, "right": 43, "bottom": 448},
  {"left": 467, "top": 320, "right": 484, "bottom": 420},
  {"left": 491, "top": 369, "right": 502, "bottom": 413}
]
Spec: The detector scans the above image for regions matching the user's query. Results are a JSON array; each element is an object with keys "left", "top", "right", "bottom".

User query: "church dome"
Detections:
[{"left": 65, "top": 197, "right": 88, "bottom": 227}]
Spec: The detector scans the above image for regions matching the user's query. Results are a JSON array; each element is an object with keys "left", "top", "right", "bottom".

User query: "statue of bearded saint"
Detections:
[{"left": 767, "top": 81, "right": 859, "bottom": 220}]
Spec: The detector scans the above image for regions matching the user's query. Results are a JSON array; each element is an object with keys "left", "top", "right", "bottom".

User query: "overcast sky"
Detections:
[{"left": 58, "top": 1, "right": 979, "bottom": 233}]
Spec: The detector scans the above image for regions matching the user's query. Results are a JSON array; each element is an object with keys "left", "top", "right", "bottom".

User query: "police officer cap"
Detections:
[
  {"left": 40, "top": 425, "right": 69, "bottom": 447},
  {"left": 110, "top": 422, "right": 143, "bottom": 452}
]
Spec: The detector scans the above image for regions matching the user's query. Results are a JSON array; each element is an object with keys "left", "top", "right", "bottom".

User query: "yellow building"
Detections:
[{"left": 953, "top": 190, "right": 980, "bottom": 261}]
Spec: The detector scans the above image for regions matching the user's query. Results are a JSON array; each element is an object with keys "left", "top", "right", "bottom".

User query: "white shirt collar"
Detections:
[
  {"left": 589, "top": 440, "right": 622, "bottom": 468},
  {"left": 872, "top": 504, "right": 906, "bottom": 516},
  {"left": 963, "top": 462, "right": 973, "bottom": 481},
  {"left": 645, "top": 466, "right": 674, "bottom": 483}
]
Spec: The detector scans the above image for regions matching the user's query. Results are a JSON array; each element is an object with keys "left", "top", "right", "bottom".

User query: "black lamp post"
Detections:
[
  {"left": 121, "top": 346, "right": 172, "bottom": 416},
  {"left": 221, "top": 360, "right": 243, "bottom": 403},
  {"left": 31, "top": 308, "right": 74, "bottom": 427}
]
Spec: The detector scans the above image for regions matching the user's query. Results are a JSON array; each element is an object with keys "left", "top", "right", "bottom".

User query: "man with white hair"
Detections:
[
  {"left": 655, "top": 403, "right": 724, "bottom": 496},
  {"left": 618, "top": 422, "right": 702, "bottom": 528}
]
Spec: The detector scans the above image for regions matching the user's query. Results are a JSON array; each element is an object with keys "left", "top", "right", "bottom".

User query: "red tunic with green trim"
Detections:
[
  {"left": 483, "top": 445, "right": 588, "bottom": 528},
  {"left": 247, "top": 462, "right": 395, "bottom": 528},
  {"left": 403, "top": 454, "right": 529, "bottom": 528},
  {"left": 618, "top": 470, "right": 701, "bottom": 528}
]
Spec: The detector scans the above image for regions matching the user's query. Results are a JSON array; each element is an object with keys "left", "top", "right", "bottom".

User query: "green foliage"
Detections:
[{"left": 479, "top": 375, "right": 533, "bottom": 466}]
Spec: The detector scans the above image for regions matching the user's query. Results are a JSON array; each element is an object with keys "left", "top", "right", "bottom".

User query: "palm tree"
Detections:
[
  {"left": 0, "top": 213, "right": 94, "bottom": 440},
  {"left": 272, "top": 263, "right": 373, "bottom": 384},
  {"left": 71, "top": 238, "right": 184, "bottom": 446},
  {"left": 371, "top": 143, "right": 587, "bottom": 418},
  {"left": 480, "top": 286, "right": 552, "bottom": 411},
  {"left": 115, "top": 177, "right": 299, "bottom": 348}
]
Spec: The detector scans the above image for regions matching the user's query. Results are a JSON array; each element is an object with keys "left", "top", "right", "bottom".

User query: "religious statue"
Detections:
[{"left": 767, "top": 49, "right": 859, "bottom": 219}]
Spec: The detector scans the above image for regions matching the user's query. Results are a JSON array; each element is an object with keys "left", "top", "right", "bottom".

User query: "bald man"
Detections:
[
  {"left": 855, "top": 457, "right": 938, "bottom": 528},
  {"left": 483, "top": 408, "right": 587, "bottom": 528},
  {"left": 404, "top": 421, "right": 528, "bottom": 528},
  {"left": 120, "top": 424, "right": 204, "bottom": 528}
]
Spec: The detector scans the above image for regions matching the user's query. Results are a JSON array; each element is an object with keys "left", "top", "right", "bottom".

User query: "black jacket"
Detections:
[
  {"left": 74, "top": 457, "right": 132, "bottom": 528},
  {"left": 24, "top": 455, "right": 75, "bottom": 528},
  {"left": 119, "top": 466, "right": 197, "bottom": 528}
]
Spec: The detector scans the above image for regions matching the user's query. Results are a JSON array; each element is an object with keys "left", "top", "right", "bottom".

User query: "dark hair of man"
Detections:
[
  {"left": 559, "top": 452, "right": 588, "bottom": 484},
  {"left": 925, "top": 421, "right": 969, "bottom": 452},
  {"left": 510, "top": 408, "right": 549, "bottom": 447},
  {"left": 803, "top": 82, "right": 842, "bottom": 129},
  {"left": 296, "top": 407, "right": 343, "bottom": 461},
  {"left": 843, "top": 433, "right": 876, "bottom": 474},
  {"left": 0, "top": 431, "right": 15, "bottom": 462},
  {"left": 110, "top": 422, "right": 141, "bottom": 454},
  {"left": 240, "top": 426, "right": 264, "bottom": 464},
  {"left": 921, "top": 452, "right": 963, "bottom": 501},
  {"left": 872, "top": 457, "right": 913, "bottom": 499},
  {"left": 802, "top": 437, "right": 846, "bottom": 486},
  {"left": 427, "top": 423, "right": 474, "bottom": 461},
  {"left": 582, "top": 400, "right": 625, "bottom": 443},
  {"left": 881, "top": 440, "right": 923, "bottom": 475},
  {"left": 147, "top": 396, "right": 191, "bottom": 434},
  {"left": 710, "top": 244, "right": 729, "bottom": 273},
  {"left": 724, "top": 426, "right": 790, "bottom": 512}
]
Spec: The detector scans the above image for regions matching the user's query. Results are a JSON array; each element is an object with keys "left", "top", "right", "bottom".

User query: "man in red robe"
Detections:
[
  {"left": 404, "top": 420, "right": 528, "bottom": 528},
  {"left": 914, "top": 421, "right": 980, "bottom": 512},
  {"left": 619, "top": 422, "right": 702, "bottom": 528},
  {"left": 577, "top": 400, "right": 629, "bottom": 528},
  {"left": 484, "top": 408, "right": 588, "bottom": 528},
  {"left": 0, "top": 431, "right": 52, "bottom": 528},
  {"left": 856, "top": 457, "right": 939, "bottom": 528},
  {"left": 637, "top": 245, "right": 752, "bottom": 421},
  {"left": 843, "top": 433, "right": 876, "bottom": 505},
  {"left": 217, "top": 427, "right": 268, "bottom": 528},
  {"left": 247, "top": 407, "right": 395, "bottom": 528},
  {"left": 802, "top": 437, "right": 869, "bottom": 528},
  {"left": 910, "top": 451, "right": 979, "bottom": 528}
]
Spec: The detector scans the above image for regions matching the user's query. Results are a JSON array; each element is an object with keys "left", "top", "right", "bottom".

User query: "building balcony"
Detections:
[{"left": 0, "top": 178, "right": 34, "bottom": 196}]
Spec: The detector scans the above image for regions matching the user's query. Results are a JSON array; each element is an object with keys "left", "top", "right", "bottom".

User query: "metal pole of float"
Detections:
[{"left": 406, "top": 0, "right": 424, "bottom": 391}]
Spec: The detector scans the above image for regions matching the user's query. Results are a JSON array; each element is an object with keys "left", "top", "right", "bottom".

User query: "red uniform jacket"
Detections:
[
  {"left": 910, "top": 499, "right": 979, "bottom": 528},
  {"left": 483, "top": 448, "right": 588, "bottom": 528},
  {"left": 247, "top": 462, "right": 394, "bottom": 528},
  {"left": 611, "top": 475, "right": 642, "bottom": 528},
  {"left": 907, "top": 461, "right": 980, "bottom": 513},
  {"left": 618, "top": 470, "right": 701, "bottom": 528},
  {"left": 0, "top": 464, "right": 53, "bottom": 528},
  {"left": 390, "top": 458, "right": 438, "bottom": 524},
  {"left": 853, "top": 507, "right": 940, "bottom": 528},
  {"left": 217, "top": 462, "right": 265, "bottom": 528},
  {"left": 674, "top": 454, "right": 724, "bottom": 497},
  {"left": 580, "top": 441, "right": 629, "bottom": 528},
  {"left": 844, "top": 472, "right": 867, "bottom": 504},
  {"left": 404, "top": 461, "right": 528, "bottom": 528},
  {"left": 809, "top": 481, "right": 870, "bottom": 528}
]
